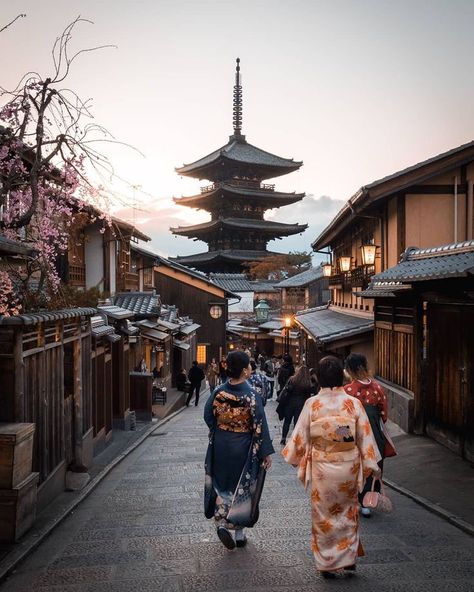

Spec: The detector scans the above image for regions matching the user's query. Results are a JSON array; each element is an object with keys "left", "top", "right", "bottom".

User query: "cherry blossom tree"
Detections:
[{"left": 0, "top": 17, "right": 121, "bottom": 314}]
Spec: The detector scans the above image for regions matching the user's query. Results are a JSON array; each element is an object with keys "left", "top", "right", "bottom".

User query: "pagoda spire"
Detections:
[{"left": 232, "top": 57, "right": 243, "bottom": 138}]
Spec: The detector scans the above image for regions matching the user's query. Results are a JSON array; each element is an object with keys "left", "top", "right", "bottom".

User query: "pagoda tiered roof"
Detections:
[
  {"left": 176, "top": 136, "right": 302, "bottom": 181},
  {"left": 173, "top": 182, "right": 305, "bottom": 211},
  {"left": 171, "top": 249, "right": 280, "bottom": 271},
  {"left": 170, "top": 217, "right": 307, "bottom": 238}
]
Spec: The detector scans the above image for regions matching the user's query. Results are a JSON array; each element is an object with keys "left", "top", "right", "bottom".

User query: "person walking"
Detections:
[
  {"left": 204, "top": 351, "right": 274, "bottom": 550},
  {"left": 282, "top": 356, "right": 381, "bottom": 578},
  {"left": 218, "top": 357, "right": 227, "bottom": 385},
  {"left": 186, "top": 361, "right": 205, "bottom": 407},
  {"left": 207, "top": 358, "right": 219, "bottom": 390},
  {"left": 247, "top": 359, "right": 269, "bottom": 405},
  {"left": 277, "top": 365, "right": 317, "bottom": 445},
  {"left": 277, "top": 354, "right": 295, "bottom": 397},
  {"left": 344, "top": 353, "right": 396, "bottom": 517},
  {"left": 263, "top": 356, "right": 276, "bottom": 399}
]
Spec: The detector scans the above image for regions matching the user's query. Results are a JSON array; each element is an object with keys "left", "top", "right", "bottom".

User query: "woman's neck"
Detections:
[{"left": 229, "top": 378, "right": 247, "bottom": 386}]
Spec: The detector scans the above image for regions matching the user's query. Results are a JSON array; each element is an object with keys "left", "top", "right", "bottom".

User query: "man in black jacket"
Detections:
[
  {"left": 186, "top": 361, "right": 205, "bottom": 407},
  {"left": 277, "top": 354, "right": 295, "bottom": 397}
]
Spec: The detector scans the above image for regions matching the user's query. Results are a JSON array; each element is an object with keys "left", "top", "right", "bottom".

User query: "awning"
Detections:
[
  {"left": 140, "top": 328, "right": 169, "bottom": 342},
  {"left": 296, "top": 306, "right": 373, "bottom": 345},
  {"left": 178, "top": 323, "right": 201, "bottom": 335},
  {"left": 173, "top": 339, "right": 191, "bottom": 351}
]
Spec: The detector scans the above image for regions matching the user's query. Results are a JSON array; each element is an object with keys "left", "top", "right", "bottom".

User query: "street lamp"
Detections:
[
  {"left": 321, "top": 262, "right": 332, "bottom": 277},
  {"left": 360, "top": 243, "right": 377, "bottom": 266},
  {"left": 339, "top": 256, "right": 352, "bottom": 273},
  {"left": 255, "top": 299, "right": 270, "bottom": 323},
  {"left": 284, "top": 316, "right": 292, "bottom": 355}
]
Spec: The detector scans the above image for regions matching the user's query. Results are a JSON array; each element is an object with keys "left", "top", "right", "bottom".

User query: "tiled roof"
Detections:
[
  {"left": 176, "top": 138, "right": 302, "bottom": 175},
  {"left": 258, "top": 319, "right": 284, "bottom": 330},
  {"left": 371, "top": 240, "right": 474, "bottom": 283},
  {"left": 0, "top": 307, "right": 96, "bottom": 326},
  {"left": 97, "top": 305, "right": 135, "bottom": 320},
  {"left": 0, "top": 236, "right": 36, "bottom": 258},
  {"left": 296, "top": 306, "right": 373, "bottom": 344},
  {"left": 209, "top": 273, "right": 253, "bottom": 292},
  {"left": 174, "top": 184, "right": 304, "bottom": 208},
  {"left": 173, "top": 250, "right": 280, "bottom": 264},
  {"left": 249, "top": 279, "right": 280, "bottom": 293},
  {"left": 113, "top": 292, "right": 161, "bottom": 317},
  {"left": 276, "top": 266, "right": 324, "bottom": 288},
  {"left": 171, "top": 218, "right": 306, "bottom": 236}
]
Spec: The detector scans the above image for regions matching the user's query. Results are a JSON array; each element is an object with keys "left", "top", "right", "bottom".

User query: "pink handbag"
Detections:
[{"left": 363, "top": 478, "right": 393, "bottom": 513}]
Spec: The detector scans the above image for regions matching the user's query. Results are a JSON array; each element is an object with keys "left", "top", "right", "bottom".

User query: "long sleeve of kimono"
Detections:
[
  {"left": 256, "top": 394, "right": 275, "bottom": 458},
  {"left": 281, "top": 399, "right": 311, "bottom": 486},
  {"left": 355, "top": 399, "right": 382, "bottom": 478},
  {"left": 204, "top": 390, "right": 217, "bottom": 430}
]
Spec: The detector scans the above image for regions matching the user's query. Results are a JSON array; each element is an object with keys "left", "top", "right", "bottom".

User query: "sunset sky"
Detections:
[{"left": 2, "top": 0, "right": 474, "bottom": 260}]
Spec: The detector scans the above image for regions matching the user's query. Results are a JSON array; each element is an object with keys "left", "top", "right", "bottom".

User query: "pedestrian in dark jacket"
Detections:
[
  {"left": 187, "top": 361, "right": 205, "bottom": 407},
  {"left": 278, "top": 364, "right": 316, "bottom": 445},
  {"left": 176, "top": 368, "right": 188, "bottom": 392},
  {"left": 277, "top": 354, "right": 295, "bottom": 396}
]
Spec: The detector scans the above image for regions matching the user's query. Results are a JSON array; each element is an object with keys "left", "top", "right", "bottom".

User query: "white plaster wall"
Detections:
[
  {"left": 84, "top": 223, "right": 104, "bottom": 291},
  {"left": 229, "top": 291, "right": 254, "bottom": 313}
]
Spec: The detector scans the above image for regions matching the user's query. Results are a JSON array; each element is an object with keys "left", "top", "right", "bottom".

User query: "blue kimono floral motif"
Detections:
[
  {"left": 247, "top": 372, "right": 270, "bottom": 405},
  {"left": 204, "top": 380, "right": 274, "bottom": 529}
]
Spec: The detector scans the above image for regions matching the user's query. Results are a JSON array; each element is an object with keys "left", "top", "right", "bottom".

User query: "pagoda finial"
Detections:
[{"left": 232, "top": 57, "right": 243, "bottom": 137}]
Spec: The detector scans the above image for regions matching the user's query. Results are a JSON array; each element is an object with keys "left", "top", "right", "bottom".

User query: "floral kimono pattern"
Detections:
[
  {"left": 204, "top": 381, "right": 274, "bottom": 529},
  {"left": 282, "top": 388, "right": 381, "bottom": 571}
]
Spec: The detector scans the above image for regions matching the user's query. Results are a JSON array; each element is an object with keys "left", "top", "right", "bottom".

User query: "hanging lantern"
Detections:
[
  {"left": 255, "top": 299, "right": 270, "bottom": 323},
  {"left": 339, "top": 256, "right": 351, "bottom": 272},
  {"left": 360, "top": 244, "right": 377, "bottom": 266},
  {"left": 284, "top": 316, "right": 292, "bottom": 328},
  {"left": 321, "top": 262, "right": 332, "bottom": 277}
]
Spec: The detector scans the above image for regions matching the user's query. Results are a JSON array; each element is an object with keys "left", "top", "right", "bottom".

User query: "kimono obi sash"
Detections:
[
  {"left": 213, "top": 390, "right": 252, "bottom": 433},
  {"left": 310, "top": 415, "right": 358, "bottom": 462}
]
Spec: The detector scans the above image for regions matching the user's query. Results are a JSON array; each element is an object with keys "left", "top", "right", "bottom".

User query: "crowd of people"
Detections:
[{"left": 202, "top": 347, "right": 396, "bottom": 579}]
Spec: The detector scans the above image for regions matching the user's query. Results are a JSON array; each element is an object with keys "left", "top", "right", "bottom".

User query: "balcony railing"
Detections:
[
  {"left": 68, "top": 263, "right": 86, "bottom": 287},
  {"left": 200, "top": 180, "right": 276, "bottom": 193},
  {"left": 329, "top": 265, "right": 376, "bottom": 289},
  {"left": 117, "top": 271, "right": 139, "bottom": 292}
]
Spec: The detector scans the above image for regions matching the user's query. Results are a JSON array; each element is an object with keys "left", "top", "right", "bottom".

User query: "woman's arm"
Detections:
[{"left": 203, "top": 390, "right": 217, "bottom": 430}]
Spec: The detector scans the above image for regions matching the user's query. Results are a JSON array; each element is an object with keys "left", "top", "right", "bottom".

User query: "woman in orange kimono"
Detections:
[{"left": 282, "top": 356, "right": 381, "bottom": 578}]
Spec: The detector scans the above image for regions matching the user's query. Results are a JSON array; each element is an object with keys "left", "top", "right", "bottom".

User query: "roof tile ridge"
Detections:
[
  {"left": 243, "top": 139, "right": 302, "bottom": 165},
  {"left": 404, "top": 239, "right": 474, "bottom": 261}
]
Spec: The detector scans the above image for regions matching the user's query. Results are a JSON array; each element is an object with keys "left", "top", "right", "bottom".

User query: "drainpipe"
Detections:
[
  {"left": 454, "top": 175, "right": 458, "bottom": 243},
  {"left": 467, "top": 180, "right": 473, "bottom": 240}
]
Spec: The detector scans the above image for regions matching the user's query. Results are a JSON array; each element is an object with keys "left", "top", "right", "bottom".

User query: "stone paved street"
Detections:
[{"left": 1, "top": 397, "right": 473, "bottom": 592}]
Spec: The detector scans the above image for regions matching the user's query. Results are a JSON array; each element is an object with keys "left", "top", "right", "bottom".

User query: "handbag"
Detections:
[{"left": 363, "top": 478, "right": 393, "bottom": 513}]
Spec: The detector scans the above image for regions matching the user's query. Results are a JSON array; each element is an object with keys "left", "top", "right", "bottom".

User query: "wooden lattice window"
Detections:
[{"left": 375, "top": 304, "right": 415, "bottom": 391}]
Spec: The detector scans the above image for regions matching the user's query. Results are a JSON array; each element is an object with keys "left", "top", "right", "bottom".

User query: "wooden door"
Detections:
[{"left": 427, "top": 304, "right": 474, "bottom": 460}]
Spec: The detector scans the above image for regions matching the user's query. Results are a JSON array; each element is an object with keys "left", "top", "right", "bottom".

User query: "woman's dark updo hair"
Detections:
[
  {"left": 226, "top": 351, "right": 250, "bottom": 379},
  {"left": 344, "top": 353, "right": 369, "bottom": 380},
  {"left": 250, "top": 359, "right": 257, "bottom": 371},
  {"left": 316, "top": 355, "right": 344, "bottom": 389}
]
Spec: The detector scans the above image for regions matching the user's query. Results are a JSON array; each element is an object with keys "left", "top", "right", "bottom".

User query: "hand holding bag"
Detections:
[{"left": 363, "top": 478, "right": 393, "bottom": 513}]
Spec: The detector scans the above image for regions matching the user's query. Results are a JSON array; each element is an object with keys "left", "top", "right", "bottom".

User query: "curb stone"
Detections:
[
  {"left": 384, "top": 478, "right": 474, "bottom": 537},
  {"left": 0, "top": 404, "right": 188, "bottom": 583}
]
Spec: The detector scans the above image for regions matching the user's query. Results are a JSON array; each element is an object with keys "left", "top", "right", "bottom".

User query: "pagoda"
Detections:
[{"left": 171, "top": 58, "right": 307, "bottom": 273}]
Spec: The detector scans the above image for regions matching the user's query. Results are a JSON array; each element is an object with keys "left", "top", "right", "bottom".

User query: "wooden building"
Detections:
[
  {"left": 311, "top": 140, "right": 474, "bottom": 435},
  {"left": 0, "top": 308, "right": 96, "bottom": 510},
  {"left": 154, "top": 257, "right": 236, "bottom": 366},
  {"left": 360, "top": 241, "right": 474, "bottom": 459},
  {"left": 276, "top": 266, "right": 330, "bottom": 316},
  {"left": 172, "top": 59, "right": 306, "bottom": 273}
]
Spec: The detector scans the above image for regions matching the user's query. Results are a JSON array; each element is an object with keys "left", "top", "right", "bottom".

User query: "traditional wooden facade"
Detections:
[
  {"left": 360, "top": 241, "right": 474, "bottom": 459},
  {"left": 276, "top": 267, "right": 330, "bottom": 316},
  {"left": 311, "top": 140, "right": 474, "bottom": 436},
  {"left": 0, "top": 308, "right": 95, "bottom": 510},
  {"left": 172, "top": 59, "right": 306, "bottom": 273}
]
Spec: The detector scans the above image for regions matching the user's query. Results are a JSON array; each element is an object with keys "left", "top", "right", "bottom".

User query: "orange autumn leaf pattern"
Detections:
[
  {"left": 337, "top": 537, "right": 351, "bottom": 551},
  {"left": 365, "top": 444, "right": 376, "bottom": 460},
  {"left": 363, "top": 422, "right": 371, "bottom": 436},
  {"left": 311, "top": 488, "right": 321, "bottom": 503},
  {"left": 346, "top": 505, "right": 359, "bottom": 521},
  {"left": 329, "top": 503, "right": 344, "bottom": 516},
  {"left": 318, "top": 519, "right": 333, "bottom": 534},
  {"left": 311, "top": 399, "right": 322, "bottom": 413},
  {"left": 343, "top": 398, "right": 356, "bottom": 416},
  {"left": 350, "top": 462, "right": 360, "bottom": 475}
]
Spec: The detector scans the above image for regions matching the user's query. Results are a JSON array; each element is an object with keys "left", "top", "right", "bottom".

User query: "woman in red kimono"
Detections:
[{"left": 344, "top": 353, "right": 396, "bottom": 517}]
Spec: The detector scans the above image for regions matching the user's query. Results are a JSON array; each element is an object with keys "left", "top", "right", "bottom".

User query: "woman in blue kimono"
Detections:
[{"left": 204, "top": 351, "right": 275, "bottom": 549}]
